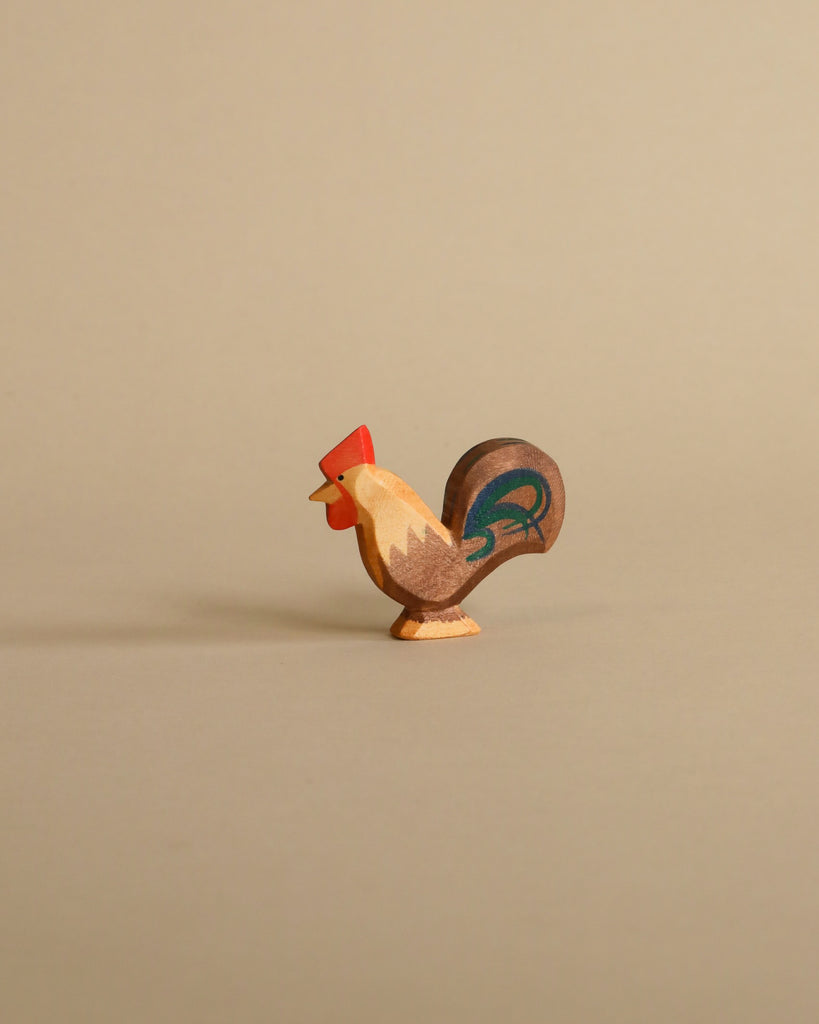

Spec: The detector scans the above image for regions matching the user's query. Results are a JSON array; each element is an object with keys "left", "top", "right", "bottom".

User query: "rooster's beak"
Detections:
[{"left": 309, "top": 480, "right": 340, "bottom": 504}]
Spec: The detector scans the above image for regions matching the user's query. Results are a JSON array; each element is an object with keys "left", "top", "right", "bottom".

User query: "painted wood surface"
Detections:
[{"left": 310, "top": 426, "right": 565, "bottom": 640}]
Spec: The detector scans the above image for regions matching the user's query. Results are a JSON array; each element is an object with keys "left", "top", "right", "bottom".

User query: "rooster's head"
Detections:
[{"left": 309, "top": 425, "right": 375, "bottom": 530}]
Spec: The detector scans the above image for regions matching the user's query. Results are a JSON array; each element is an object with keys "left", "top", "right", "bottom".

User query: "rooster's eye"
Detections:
[{"left": 337, "top": 474, "right": 344, "bottom": 481}]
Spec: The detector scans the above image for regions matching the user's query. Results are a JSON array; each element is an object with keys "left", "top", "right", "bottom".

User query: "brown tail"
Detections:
[{"left": 442, "top": 438, "right": 565, "bottom": 585}]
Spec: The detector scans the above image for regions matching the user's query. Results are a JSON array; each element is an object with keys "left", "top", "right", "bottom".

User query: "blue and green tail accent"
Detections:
[{"left": 462, "top": 468, "right": 552, "bottom": 563}]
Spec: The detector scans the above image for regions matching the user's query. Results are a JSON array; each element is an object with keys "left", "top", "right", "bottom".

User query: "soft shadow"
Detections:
[{"left": 0, "top": 590, "right": 388, "bottom": 649}]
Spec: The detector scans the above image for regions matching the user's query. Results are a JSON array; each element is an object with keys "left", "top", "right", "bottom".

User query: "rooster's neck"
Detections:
[{"left": 350, "top": 468, "right": 453, "bottom": 590}]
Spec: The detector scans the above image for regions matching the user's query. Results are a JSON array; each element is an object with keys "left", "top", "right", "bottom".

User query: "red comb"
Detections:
[{"left": 319, "top": 425, "right": 375, "bottom": 479}]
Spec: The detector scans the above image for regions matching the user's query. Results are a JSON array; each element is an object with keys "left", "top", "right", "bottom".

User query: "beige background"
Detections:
[{"left": 2, "top": 2, "right": 818, "bottom": 1022}]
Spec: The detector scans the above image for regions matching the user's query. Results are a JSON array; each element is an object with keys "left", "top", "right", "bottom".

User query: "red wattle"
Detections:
[{"left": 326, "top": 489, "right": 358, "bottom": 530}]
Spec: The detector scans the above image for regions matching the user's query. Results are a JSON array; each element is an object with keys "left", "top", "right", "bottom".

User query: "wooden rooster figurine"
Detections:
[{"left": 309, "top": 426, "right": 565, "bottom": 639}]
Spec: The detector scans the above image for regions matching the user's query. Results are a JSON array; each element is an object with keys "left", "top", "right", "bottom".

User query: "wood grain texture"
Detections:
[{"left": 311, "top": 427, "right": 565, "bottom": 640}]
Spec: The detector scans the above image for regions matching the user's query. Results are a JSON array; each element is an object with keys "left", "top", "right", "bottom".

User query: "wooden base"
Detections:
[{"left": 389, "top": 606, "right": 481, "bottom": 641}]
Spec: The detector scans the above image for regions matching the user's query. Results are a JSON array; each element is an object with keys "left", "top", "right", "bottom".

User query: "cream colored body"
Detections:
[{"left": 310, "top": 464, "right": 453, "bottom": 590}]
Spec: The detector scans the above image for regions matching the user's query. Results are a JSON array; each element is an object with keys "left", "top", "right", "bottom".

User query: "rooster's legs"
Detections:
[{"left": 389, "top": 606, "right": 480, "bottom": 641}]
